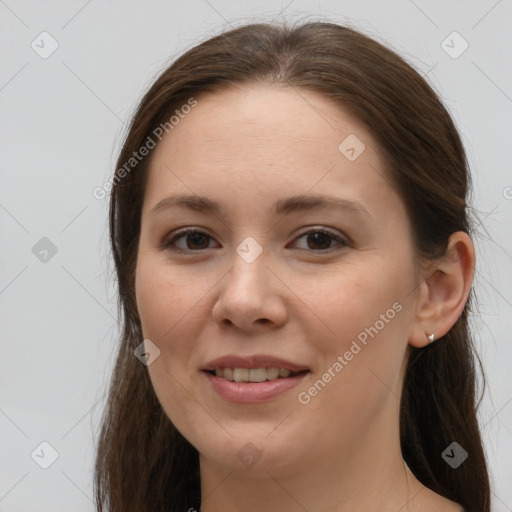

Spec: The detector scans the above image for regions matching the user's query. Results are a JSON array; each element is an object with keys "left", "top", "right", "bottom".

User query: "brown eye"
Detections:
[
  {"left": 290, "top": 229, "right": 348, "bottom": 252},
  {"left": 164, "top": 229, "right": 216, "bottom": 252},
  {"left": 163, "top": 227, "right": 348, "bottom": 254}
]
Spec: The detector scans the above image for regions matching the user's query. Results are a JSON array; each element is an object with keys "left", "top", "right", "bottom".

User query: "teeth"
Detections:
[
  {"left": 266, "top": 367, "right": 279, "bottom": 380},
  {"left": 233, "top": 368, "right": 249, "bottom": 382},
  {"left": 249, "top": 368, "right": 267, "bottom": 382},
  {"left": 213, "top": 367, "right": 297, "bottom": 382}
]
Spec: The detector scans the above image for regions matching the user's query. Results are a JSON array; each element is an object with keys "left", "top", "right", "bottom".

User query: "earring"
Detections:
[{"left": 427, "top": 333, "right": 435, "bottom": 343}]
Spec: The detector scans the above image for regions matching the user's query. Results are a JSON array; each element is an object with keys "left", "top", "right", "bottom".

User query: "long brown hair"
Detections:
[{"left": 94, "top": 20, "right": 490, "bottom": 512}]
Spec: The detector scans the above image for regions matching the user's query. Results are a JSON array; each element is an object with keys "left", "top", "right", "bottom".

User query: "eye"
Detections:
[
  {"left": 162, "top": 227, "right": 349, "bottom": 253},
  {"left": 289, "top": 228, "right": 349, "bottom": 252},
  {"left": 163, "top": 228, "right": 218, "bottom": 252}
]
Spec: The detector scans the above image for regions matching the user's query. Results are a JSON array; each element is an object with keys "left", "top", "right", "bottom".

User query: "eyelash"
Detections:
[{"left": 161, "top": 227, "right": 349, "bottom": 254}]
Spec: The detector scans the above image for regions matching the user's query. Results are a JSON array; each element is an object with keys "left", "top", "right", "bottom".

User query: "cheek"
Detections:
[
  {"left": 304, "top": 262, "right": 411, "bottom": 392},
  {"left": 134, "top": 258, "right": 197, "bottom": 409},
  {"left": 294, "top": 284, "right": 408, "bottom": 445},
  {"left": 135, "top": 255, "right": 198, "bottom": 341},
  {"left": 309, "top": 266, "right": 402, "bottom": 345},
  {"left": 135, "top": 259, "right": 206, "bottom": 434}
]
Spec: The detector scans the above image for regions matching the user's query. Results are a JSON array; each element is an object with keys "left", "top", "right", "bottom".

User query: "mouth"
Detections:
[
  {"left": 202, "top": 368, "right": 311, "bottom": 403},
  {"left": 203, "top": 367, "right": 310, "bottom": 383},
  {"left": 201, "top": 355, "right": 311, "bottom": 402}
]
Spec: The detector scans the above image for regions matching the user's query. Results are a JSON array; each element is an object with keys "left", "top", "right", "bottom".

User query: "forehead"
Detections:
[
  {"left": 143, "top": 85, "right": 401, "bottom": 220},
  {"left": 154, "top": 84, "right": 372, "bottom": 161}
]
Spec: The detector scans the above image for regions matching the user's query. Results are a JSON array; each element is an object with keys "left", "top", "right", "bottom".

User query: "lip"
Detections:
[
  {"left": 202, "top": 354, "right": 310, "bottom": 373},
  {"left": 202, "top": 370, "right": 309, "bottom": 403}
]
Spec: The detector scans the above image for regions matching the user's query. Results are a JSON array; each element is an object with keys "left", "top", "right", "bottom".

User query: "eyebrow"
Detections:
[{"left": 149, "top": 193, "right": 371, "bottom": 219}]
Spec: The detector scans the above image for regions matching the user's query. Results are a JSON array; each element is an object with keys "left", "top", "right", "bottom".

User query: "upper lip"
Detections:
[{"left": 202, "top": 355, "right": 310, "bottom": 372}]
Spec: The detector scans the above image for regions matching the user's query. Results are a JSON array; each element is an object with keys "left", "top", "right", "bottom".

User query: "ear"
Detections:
[{"left": 409, "top": 231, "right": 475, "bottom": 348}]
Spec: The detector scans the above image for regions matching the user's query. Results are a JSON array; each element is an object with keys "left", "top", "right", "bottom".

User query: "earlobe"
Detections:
[{"left": 409, "top": 231, "right": 475, "bottom": 348}]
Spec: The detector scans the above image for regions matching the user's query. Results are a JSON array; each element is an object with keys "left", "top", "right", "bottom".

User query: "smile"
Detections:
[
  {"left": 207, "top": 367, "right": 305, "bottom": 382},
  {"left": 202, "top": 369, "right": 310, "bottom": 403}
]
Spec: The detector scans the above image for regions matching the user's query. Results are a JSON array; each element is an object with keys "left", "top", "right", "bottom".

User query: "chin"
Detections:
[{"left": 194, "top": 429, "right": 306, "bottom": 476}]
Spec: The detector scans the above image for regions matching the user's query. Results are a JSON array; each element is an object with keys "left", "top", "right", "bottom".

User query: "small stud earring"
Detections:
[{"left": 427, "top": 333, "right": 435, "bottom": 343}]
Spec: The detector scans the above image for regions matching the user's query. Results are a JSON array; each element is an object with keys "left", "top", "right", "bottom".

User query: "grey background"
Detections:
[{"left": 1, "top": 0, "right": 511, "bottom": 510}]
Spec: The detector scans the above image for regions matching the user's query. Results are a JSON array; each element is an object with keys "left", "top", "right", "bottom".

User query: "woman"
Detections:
[{"left": 94, "top": 20, "right": 490, "bottom": 512}]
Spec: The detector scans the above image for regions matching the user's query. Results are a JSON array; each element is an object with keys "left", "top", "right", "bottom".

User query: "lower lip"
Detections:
[{"left": 203, "top": 371, "right": 309, "bottom": 403}]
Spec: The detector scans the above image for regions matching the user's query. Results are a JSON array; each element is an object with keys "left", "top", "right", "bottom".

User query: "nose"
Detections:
[{"left": 211, "top": 251, "right": 288, "bottom": 332}]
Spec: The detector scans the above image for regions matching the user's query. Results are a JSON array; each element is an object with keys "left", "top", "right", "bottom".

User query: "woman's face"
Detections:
[{"left": 135, "top": 85, "right": 423, "bottom": 475}]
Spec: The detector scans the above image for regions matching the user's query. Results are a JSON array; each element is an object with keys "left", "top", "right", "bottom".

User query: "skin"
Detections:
[{"left": 134, "top": 84, "right": 474, "bottom": 512}]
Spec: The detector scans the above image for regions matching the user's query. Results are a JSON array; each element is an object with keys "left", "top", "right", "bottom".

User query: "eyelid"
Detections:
[
  {"left": 292, "top": 226, "right": 350, "bottom": 244},
  {"left": 161, "top": 227, "right": 218, "bottom": 252},
  {"left": 162, "top": 225, "right": 350, "bottom": 253}
]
